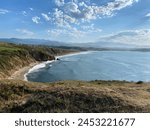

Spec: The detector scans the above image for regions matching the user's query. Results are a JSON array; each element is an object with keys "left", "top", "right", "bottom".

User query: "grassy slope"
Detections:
[
  {"left": 0, "top": 42, "right": 72, "bottom": 78},
  {"left": 0, "top": 80, "right": 150, "bottom": 113},
  {"left": 0, "top": 42, "right": 150, "bottom": 113}
]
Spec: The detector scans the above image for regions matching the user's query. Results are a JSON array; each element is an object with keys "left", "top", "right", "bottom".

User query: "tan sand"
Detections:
[
  {"left": 8, "top": 62, "right": 39, "bottom": 80},
  {"left": 8, "top": 51, "right": 82, "bottom": 81}
]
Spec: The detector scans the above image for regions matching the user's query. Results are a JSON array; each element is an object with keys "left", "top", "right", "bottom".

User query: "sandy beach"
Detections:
[
  {"left": 8, "top": 62, "right": 39, "bottom": 80},
  {"left": 8, "top": 51, "right": 82, "bottom": 81}
]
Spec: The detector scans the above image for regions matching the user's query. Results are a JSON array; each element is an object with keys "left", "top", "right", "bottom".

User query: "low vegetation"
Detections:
[
  {"left": 0, "top": 42, "right": 150, "bottom": 113},
  {"left": 0, "top": 42, "right": 73, "bottom": 79},
  {"left": 0, "top": 80, "right": 150, "bottom": 112}
]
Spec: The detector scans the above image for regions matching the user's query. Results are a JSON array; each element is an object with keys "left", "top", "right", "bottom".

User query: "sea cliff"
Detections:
[
  {"left": 0, "top": 42, "right": 72, "bottom": 79},
  {"left": 0, "top": 42, "right": 150, "bottom": 113}
]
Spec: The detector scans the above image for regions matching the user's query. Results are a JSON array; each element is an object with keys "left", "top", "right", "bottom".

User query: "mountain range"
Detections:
[{"left": 0, "top": 38, "right": 149, "bottom": 49}]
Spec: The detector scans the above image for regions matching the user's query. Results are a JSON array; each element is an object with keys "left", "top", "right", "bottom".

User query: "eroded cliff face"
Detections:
[
  {"left": 0, "top": 43, "right": 150, "bottom": 113},
  {"left": 0, "top": 43, "right": 71, "bottom": 79},
  {"left": 0, "top": 51, "right": 55, "bottom": 79}
]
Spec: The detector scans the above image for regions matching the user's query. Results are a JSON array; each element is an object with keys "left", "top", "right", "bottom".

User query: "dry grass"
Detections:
[{"left": 0, "top": 80, "right": 150, "bottom": 113}]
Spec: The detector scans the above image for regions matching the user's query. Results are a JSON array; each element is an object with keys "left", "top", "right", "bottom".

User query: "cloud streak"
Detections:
[
  {"left": 41, "top": 13, "right": 51, "bottom": 21},
  {"left": 0, "top": 9, "right": 9, "bottom": 14},
  {"left": 146, "top": 13, "right": 150, "bottom": 17},
  {"left": 55, "top": 0, "right": 65, "bottom": 7},
  {"left": 52, "top": 0, "right": 139, "bottom": 27},
  {"left": 99, "top": 29, "right": 150, "bottom": 46},
  {"left": 22, "top": 11, "right": 27, "bottom": 16},
  {"left": 32, "top": 16, "right": 40, "bottom": 24},
  {"left": 16, "top": 29, "right": 34, "bottom": 36},
  {"left": 47, "top": 23, "right": 102, "bottom": 42},
  {"left": 29, "top": 8, "right": 34, "bottom": 11}
]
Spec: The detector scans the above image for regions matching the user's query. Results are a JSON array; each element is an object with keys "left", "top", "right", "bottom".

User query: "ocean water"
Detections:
[{"left": 26, "top": 51, "right": 150, "bottom": 82}]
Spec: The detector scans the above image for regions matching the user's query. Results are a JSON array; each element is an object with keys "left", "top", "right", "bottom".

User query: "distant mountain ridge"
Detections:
[
  {"left": 0, "top": 38, "right": 149, "bottom": 49},
  {"left": 0, "top": 38, "right": 68, "bottom": 46}
]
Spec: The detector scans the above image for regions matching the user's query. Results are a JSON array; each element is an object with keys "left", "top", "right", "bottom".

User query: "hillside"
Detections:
[
  {"left": 0, "top": 42, "right": 150, "bottom": 113},
  {"left": 0, "top": 80, "right": 150, "bottom": 112},
  {"left": 0, "top": 42, "right": 73, "bottom": 79}
]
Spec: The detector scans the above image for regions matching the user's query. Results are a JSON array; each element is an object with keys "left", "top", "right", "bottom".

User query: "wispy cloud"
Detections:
[
  {"left": 146, "top": 13, "right": 150, "bottom": 17},
  {"left": 81, "top": 24, "right": 102, "bottom": 33},
  {"left": 52, "top": 0, "right": 139, "bottom": 27},
  {"left": 41, "top": 13, "right": 51, "bottom": 21},
  {"left": 32, "top": 16, "right": 40, "bottom": 24},
  {"left": 29, "top": 8, "right": 34, "bottom": 11},
  {"left": 22, "top": 11, "right": 27, "bottom": 16},
  {"left": 51, "top": 0, "right": 138, "bottom": 41},
  {"left": 0, "top": 9, "right": 9, "bottom": 14},
  {"left": 16, "top": 29, "right": 34, "bottom": 36},
  {"left": 99, "top": 29, "right": 150, "bottom": 46},
  {"left": 53, "top": 8, "right": 73, "bottom": 28},
  {"left": 48, "top": 28, "right": 85, "bottom": 39},
  {"left": 47, "top": 24, "right": 102, "bottom": 42},
  {"left": 0, "top": 0, "right": 146, "bottom": 43},
  {"left": 55, "top": 0, "right": 65, "bottom": 7}
]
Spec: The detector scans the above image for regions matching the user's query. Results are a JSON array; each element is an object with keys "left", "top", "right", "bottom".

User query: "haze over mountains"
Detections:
[{"left": 0, "top": 38, "right": 147, "bottom": 49}]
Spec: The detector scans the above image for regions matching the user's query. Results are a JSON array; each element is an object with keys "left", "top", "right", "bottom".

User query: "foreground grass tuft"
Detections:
[{"left": 0, "top": 80, "right": 150, "bottom": 113}]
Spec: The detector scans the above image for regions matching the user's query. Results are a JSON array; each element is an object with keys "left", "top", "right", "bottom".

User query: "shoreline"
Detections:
[
  {"left": 9, "top": 51, "right": 88, "bottom": 81},
  {"left": 8, "top": 62, "right": 39, "bottom": 80}
]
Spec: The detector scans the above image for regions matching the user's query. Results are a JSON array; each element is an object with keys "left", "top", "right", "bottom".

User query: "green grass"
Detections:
[
  {"left": 0, "top": 46, "right": 21, "bottom": 51},
  {"left": 0, "top": 43, "right": 24, "bottom": 56}
]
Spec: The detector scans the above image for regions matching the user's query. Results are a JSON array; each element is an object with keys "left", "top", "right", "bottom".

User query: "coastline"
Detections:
[
  {"left": 9, "top": 51, "right": 87, "bottom": 81},
  {"left": 8, "top": 62, "right": 39, "bottom": 80}
]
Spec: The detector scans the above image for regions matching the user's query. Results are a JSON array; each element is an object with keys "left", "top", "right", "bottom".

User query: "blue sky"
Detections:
[{"left": 0, "top": 0, "right": 150, "bottom": 45}]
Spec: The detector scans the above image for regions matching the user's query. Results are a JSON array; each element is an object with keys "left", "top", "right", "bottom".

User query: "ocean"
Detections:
[{"left": 25, "top": 51, "right": 150, "bottom": 82}]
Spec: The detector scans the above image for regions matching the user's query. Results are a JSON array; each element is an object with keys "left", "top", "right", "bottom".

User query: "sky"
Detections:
[{"left": 0, "top": 0, "right": 150, "bottom": 45}]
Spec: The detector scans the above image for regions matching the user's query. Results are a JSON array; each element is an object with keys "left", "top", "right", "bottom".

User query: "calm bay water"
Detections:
[{"left": 26, "top": 51, "right": 150, "bottom": 82}]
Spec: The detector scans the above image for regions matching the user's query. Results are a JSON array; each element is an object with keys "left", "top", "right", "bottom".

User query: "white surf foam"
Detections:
[
  {"left": 24, "top": 60, "right": 55, "bottom": 81},
  {"left": 24, "top": 51, "right": 93, "bottom": 81},
  {"left": 56, "top": 51, "right": 94, "bottom": 59}
]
